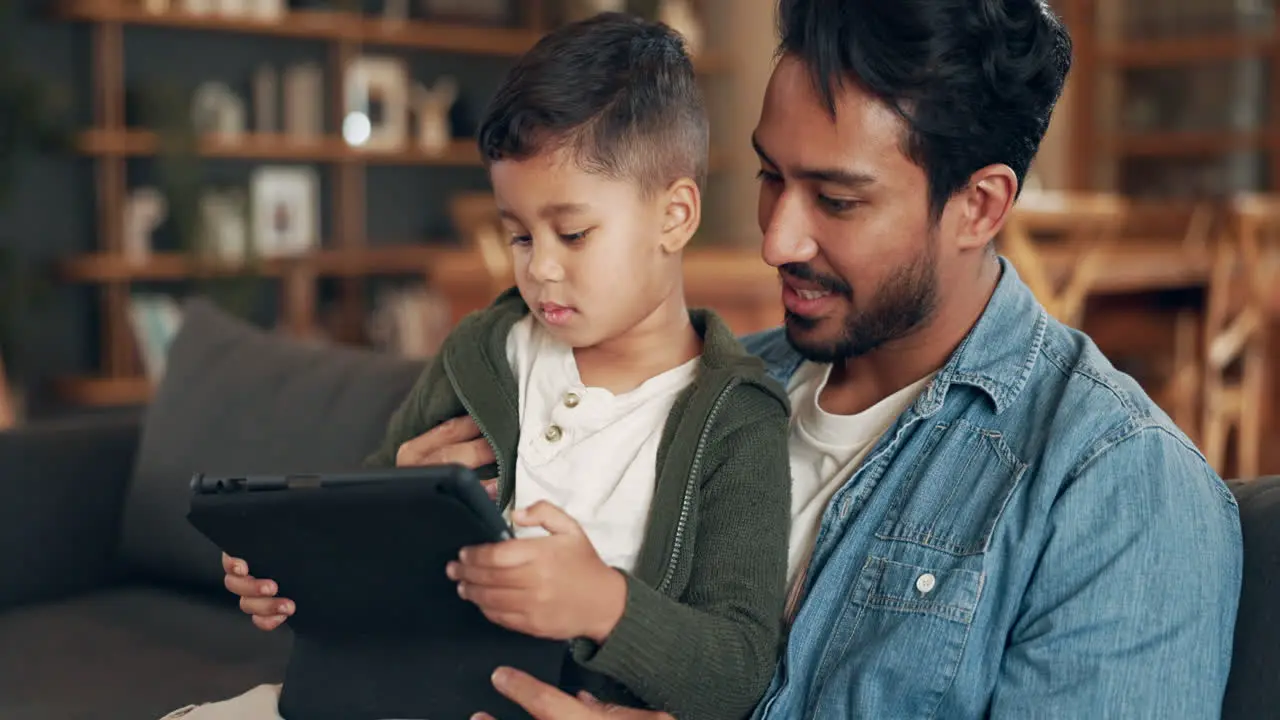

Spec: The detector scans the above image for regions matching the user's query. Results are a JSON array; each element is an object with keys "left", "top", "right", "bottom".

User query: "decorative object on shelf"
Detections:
[
  {"left": 383, "top": 0, "right": 409, "bottom": 23},
  {"left": 250, "top": 165, "right": 320, "bottom": 257},
  {"left": 198, "top": 187, "right": 250, "bottom": 263},
  {"left": 367, "top": 282, "right": 452, "bottom": 358},
  {"left": 217, "top": 0, "right": 250, "bottom": 17},
  {"left": 247, "top": 0, "right": 284, "bottom": 21},
  {"left": 283, "top": 62, "right": 325, "bottom": 142},
  {"left": 191, "top": 82, "right": 246, "bottom": 140},
  {"left": 565, "top": 0, "right": 624, "bottom": 21},
  {"left": 253, "top": 64, "right": 278, "bottom": 134},
  {"left": 126, "top": 293, "right": 183, "bottom": 383},
  {"left": 141, "top": 0, "right": 171, "bottom": 14},
  {"left": 657, "top": 0, "right": 702, "bottom": 58},
  {"left": 421, "top": 0, "right": 511, "bottom": 24},
  {"left": 343, "top": 56, "right": 410, "bottom": 151},
  {"left": 123, "top": 187, "right": 168, "bottom": 265},
  {"left": 449, "top": 192, "right": 510, "bottom": 291},
  {"left": 180, "top": 0, "right": 216, "bottom": 15},
  {"left": 412, "top": 76, "right": 457, "bottom": 155}
]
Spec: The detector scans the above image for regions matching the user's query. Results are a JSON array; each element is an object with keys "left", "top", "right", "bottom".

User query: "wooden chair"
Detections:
[
  {"left": 1001, "top": 191, "right": 1129, "bottom": 328},
  {"left": 1202, "top": 194, "right": 1280, "bottom": 480},
  {"left": 0, "top": 353, "right": 16, "bottom": 430}
]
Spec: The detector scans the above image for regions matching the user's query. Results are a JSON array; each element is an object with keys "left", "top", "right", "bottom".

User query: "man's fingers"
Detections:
[
  {"left": 396, "top": 416, "right": 485, "bottom": 466},
  {"left": 239, "top": 596, "right": 294, "bottom": 618},
  {"left": 481, "top": 478, "right": 498, "bottom": 501},
  {"left": 490, "top": 666, "right": 596, "bottom": 720},
  {"left": 424, "top": 437, "right": 496, "bottom": 470},
  {"left": 512, "top": 501, "right": 582, "bottom": 536}
]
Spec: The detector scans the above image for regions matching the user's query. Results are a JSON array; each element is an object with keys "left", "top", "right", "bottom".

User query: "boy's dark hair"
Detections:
[
  {"left": 478, "top": 12, "right": 709, "bottom": 194},
  {"left": 777, "top": 0, "right": 1072, "bottom": 219}
]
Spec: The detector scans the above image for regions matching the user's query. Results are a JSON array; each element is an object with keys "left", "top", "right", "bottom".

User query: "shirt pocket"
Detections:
[
  {"left": 811, "top": 554, "right": 983, "bottom": 718},
  {"left": 877, "top": 418, "right": 1027, "bottom": 556}
]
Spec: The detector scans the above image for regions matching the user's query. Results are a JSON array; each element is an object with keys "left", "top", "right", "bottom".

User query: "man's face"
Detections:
[{"left": 753, "top": 54, "right": 941, "bottom": 363}]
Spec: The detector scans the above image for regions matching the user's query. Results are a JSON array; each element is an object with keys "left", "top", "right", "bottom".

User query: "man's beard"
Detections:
[{"left": 783, "top": 237, "right": 939, "bottom": 364}]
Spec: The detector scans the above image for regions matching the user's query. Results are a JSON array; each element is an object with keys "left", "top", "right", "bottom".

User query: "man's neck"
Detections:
[{"left": 820, "top": 258, "right": 1001, "bottom": 416}]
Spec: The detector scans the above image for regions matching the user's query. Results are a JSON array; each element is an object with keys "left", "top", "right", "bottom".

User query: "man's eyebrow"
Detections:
[{"left": 751, "top": 133, "right": 877, "bottom": 189}]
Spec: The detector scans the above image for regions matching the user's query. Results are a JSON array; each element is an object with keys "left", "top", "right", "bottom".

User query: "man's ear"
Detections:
[
  {"left": 658, "top": 177, "right": 700, "bottom": 254},
  {"left": 952, "top": 164, "right": 1017, "bottom": 251}
]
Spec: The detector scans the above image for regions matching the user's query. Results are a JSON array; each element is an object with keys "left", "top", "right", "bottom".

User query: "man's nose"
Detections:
[{"left": 760, "top": 192, "right": 820, "bottom": 268}]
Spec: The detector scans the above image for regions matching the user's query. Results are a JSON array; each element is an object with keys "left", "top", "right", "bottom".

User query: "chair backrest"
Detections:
[{"left": 1222, "top": 475, "right": 1280, "bottom": 719}]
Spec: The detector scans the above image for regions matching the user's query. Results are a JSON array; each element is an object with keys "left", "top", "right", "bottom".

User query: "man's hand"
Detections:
[
  {"left": 396, "top": 415, "right": 498, "bottom": 500},
  {"left": 470, "top": 667, "right": 674, "bottom": 720},
  {"left": 447, "top": 501, "right": 627, "bottom": 642},
  {"left": 222, "top": 552, "right": 293, "bottom": 631}
]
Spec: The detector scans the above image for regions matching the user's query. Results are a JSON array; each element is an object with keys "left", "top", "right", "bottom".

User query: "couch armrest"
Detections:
[{"left": 0, "top": 411, "right": 142, "bottom": 611}]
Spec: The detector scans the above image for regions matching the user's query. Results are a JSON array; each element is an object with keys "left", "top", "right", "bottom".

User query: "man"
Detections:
[{"left": 240, "top": 0, "right": 1245, "bottom": 717}]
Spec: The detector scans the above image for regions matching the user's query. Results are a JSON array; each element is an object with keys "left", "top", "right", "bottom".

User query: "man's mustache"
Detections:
[{"left": 778, "top": 263, "right": 853, "bottom": 298}]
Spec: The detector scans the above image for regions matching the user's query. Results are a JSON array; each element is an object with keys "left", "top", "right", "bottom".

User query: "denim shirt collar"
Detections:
[{"left": 756, "top": 257, "right": 1046, "bottom": 416}]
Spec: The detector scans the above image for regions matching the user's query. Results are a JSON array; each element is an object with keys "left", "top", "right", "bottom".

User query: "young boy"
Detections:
[{"left": 213, "top": 12, "right": 791, "bottom": 720}]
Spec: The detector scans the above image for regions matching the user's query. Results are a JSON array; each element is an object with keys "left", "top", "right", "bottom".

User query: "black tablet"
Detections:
[{"left": 187, "top": 465, "right": 566, "bottom": 720}]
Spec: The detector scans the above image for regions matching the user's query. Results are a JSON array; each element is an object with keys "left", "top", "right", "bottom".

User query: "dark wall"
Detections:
[{"left": 0, "top": 0, "right": 514, "bottom": 417}]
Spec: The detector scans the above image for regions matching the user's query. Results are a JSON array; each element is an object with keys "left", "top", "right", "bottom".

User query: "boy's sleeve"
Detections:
[
  {"left": 362, "top": 356, "right": 449, "bottom": 468},
  {"left": 572, "top": 384, "right": 792, "bottom": 720}
]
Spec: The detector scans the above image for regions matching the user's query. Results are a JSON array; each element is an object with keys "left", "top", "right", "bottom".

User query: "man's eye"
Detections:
[
  {"left": 755, "top": 169, "right": 782, "bottom": 184},
  {"left": 818, "top": 196, "right": 859, "bottom": 213}
]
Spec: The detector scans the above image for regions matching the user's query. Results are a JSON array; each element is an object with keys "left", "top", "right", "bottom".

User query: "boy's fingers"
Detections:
[
  {"left": 460, "top": 539, "right": 537, "bottom": 569},
  {"left": 224, "top": 574, "right": 277, "bottom": 598},
  {"left": 221, "top": 552, "right": 248, "bottom": 576},
  {"left": 251, "top": 614, "right": 289, "bottom": 631},
  {"left": 239, "top": 596, "right": 294, "bottom": 618},
  {"left": 481, "top": 478, "right": 498, "bottom": 501},
  {"left": 447, "top": 561, "right": 524, "bottom": 589},
  {"left": 513, "top": 501, "right": 581, "bottom": 536},
  {"left": 458, "top": 583, "right": 527, "bottom": 613}
]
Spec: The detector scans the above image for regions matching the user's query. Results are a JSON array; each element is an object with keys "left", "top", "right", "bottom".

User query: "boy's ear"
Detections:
[{"left": 658, "top": 177, "right": 700, "bottom": 254}]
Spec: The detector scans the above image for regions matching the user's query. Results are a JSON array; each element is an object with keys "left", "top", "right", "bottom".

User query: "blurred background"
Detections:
[{"left": 0, "top": 0, "right": 1276, "bottom": 480}]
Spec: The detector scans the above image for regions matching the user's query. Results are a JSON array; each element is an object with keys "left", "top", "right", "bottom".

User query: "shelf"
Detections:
[
  {"left": 57, "top": 246, "right": 481, "bottom": 282},
  {"left": 57, "top": 1, "right": 540, "bottom": 56},
  {"left": 1097, "top": 34, "right": 1276, "bottom": 67},
  {"left": 76, "top": 129, "right": 484, "bottom": 165},
  {"left": 51, "top": 375, "right": 153, "bottom": 406},
  {"left": 1037, "top": 240, "right": 1212, "bottom": 294},
  {"left": 1107, "top": 130, "right": 1272, "bottom": 158}
]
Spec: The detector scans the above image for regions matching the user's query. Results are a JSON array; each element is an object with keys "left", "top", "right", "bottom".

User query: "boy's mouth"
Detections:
[{"left": 538, "top": 302, "right": 576, "bottom": 326}]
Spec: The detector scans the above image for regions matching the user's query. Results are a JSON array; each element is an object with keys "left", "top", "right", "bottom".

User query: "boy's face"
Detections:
[{"left": 490, "top": 147, "right": 697, "bottom": 349}]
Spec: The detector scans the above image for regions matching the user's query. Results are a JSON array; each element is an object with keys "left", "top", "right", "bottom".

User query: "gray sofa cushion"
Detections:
[
  {"left": 118, "top": 298, "right": 425, "bottom": 591},
  {"left": 1222, "top": 476, "right": 1280, "bottom": 720},
  {"left": 0, "top": 585, "right": 291, "bottom": 720}
]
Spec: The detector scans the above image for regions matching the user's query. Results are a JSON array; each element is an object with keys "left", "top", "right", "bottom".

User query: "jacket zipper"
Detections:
[
  {"left": 657, "top": 378, "right": 740, "bottom": 594},
  {"left": 442, "top": 355, "right": 506, "bottom": 504}
]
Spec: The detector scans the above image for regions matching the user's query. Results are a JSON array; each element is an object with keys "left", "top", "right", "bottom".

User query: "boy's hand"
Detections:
[
  {"left": 447, "top": 501, "right": 626, "bottom": 643},
  {"left": 222, "top": 552, "right": 294, "bottom": 631}
]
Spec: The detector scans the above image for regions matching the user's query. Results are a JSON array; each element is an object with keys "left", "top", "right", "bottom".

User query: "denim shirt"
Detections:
[{"left": 740, "top": 259, "right": 1243, "bottom": 719}]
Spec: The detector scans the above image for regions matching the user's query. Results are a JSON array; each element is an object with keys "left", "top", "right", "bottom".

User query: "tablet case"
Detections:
[{"left": 187, "top": 467, "right": 567, "bottom": 720}]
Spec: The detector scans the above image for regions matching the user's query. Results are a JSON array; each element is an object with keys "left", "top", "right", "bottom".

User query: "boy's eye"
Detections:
[
  {"left": 559, "top": 229, "right": 591, "bottom": 242},
  {"left": 509, "top": 234, "right": 532, "bottom": 246}
]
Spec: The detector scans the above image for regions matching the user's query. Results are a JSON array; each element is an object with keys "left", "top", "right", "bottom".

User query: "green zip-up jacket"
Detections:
[{"left": 364, "top": 288, "right": 792, "bottom": 720}]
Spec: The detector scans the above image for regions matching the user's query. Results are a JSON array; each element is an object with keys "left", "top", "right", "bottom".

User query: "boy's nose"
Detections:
[{"left": 529, "top": 242, "right": 565, "bottom": 283}]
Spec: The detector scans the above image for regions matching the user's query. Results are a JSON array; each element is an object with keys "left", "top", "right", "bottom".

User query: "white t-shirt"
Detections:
[
  {"left": 783, "top": 361, "right": 934, "bottom": 617},
  {"left": 504, "top": 316, "right": 700, "bottom": 573}
]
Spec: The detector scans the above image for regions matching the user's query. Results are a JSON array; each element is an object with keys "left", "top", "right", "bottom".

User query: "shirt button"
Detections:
[
  {"left": 563, "top": 392, "right": 580, "bottom": 408},
  {"left": 916, "top": 573, "right": 936, "bottom": 595},
  {"left": 543, "top": 425, "right": 563, "bottom": 443}
]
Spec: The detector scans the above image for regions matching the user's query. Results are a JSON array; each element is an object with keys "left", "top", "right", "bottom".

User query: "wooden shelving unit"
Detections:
[{"left": 51, "top": 0, "right": 734, "bottom": 407}]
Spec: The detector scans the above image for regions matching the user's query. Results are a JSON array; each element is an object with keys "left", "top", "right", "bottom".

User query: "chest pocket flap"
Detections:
[
  {"left": 857, "top": 556, "right": 983, "bottom": 624},
  {"left": 877, "top": 419, "right": 1026, "bottom": 556}
]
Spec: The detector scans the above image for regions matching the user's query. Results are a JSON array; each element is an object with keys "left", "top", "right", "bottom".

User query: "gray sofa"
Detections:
[{"left": 0, "top": 298, "right": 1276, "bottom": 719}]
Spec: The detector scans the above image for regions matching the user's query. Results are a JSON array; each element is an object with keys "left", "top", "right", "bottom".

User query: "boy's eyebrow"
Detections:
[
  {"left": 751, "top": 133, "right": 877, "bottom": 190},
  {"left": 497, "top": 203, "right": 591, "bottom": 221}
]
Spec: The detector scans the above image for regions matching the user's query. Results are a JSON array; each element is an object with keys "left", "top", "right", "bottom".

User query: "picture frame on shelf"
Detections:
[
  {"left": 250, "top": 166, "right": 320, "bottom": 258},
  {"left": 343, "top": 56, "right": 409, "bottom": 152},
  {"left": 421, "top": 0, "right": 512, "bottom": 24}
]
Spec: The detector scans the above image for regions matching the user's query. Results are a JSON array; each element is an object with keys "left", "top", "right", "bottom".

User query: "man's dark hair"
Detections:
[
  {"left": 777, "top": 0, "right": 1072, "bottom": 218},
  {"left": 478, "top": 12, "right": 708, "bottom": 194}
]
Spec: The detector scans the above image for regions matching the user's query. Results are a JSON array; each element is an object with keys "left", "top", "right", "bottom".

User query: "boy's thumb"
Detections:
[{"left": 513, "top": 501, "right": 581, "bottom": 536}]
